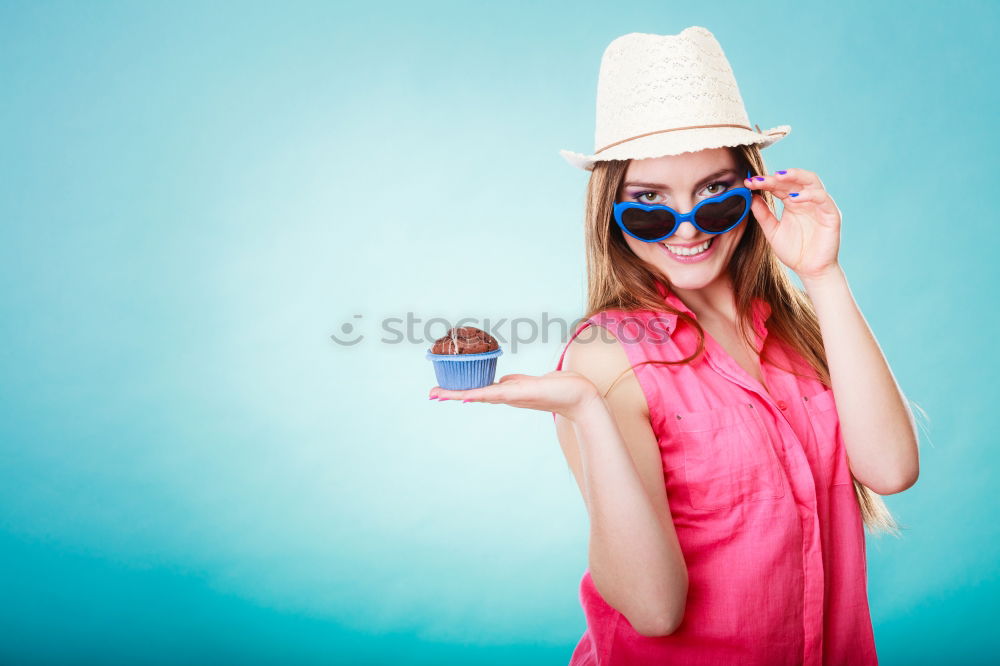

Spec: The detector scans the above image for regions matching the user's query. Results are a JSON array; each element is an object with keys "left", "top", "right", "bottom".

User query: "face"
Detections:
[{"left": 616, "top": 147, "right": 748, "bottom": 292}]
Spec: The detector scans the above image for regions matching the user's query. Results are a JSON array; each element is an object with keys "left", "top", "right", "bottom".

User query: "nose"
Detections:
[
  {"left": 671, "top": 197, "right": 694, "bottom": 216},
  {"left": 672, "top": 219, "right": 701, "bottom": 240},
  {"left": 666, "top": 196, "right": 698, "bottom": 236}
]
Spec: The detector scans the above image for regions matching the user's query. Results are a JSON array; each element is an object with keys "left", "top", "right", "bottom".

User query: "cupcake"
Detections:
[{"left": 426, "top": 326, "right": 503, "bottom": 390}]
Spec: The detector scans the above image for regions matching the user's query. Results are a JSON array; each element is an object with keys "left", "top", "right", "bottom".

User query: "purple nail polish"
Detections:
[
  {"left": 789, "top": 192, "right": 800, "bottom": 197},
  {"left": 754, "top": 176, "right": 765, "bottom": 181},
  {"left": 777, "top": 170, "right": 787, "bottom": 175}
]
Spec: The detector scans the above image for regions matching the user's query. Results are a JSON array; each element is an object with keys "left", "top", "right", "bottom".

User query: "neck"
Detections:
[{"left": 671, "top": 276, "right": 737, "bottom": 325}]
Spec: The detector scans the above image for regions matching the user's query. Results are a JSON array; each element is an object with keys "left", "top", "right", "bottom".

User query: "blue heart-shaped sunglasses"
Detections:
[{"left": 613, "top": 169, "right": 754, "bottom": 242}]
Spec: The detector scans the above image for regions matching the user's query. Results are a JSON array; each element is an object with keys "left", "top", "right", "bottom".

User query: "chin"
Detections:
[
  {"left": 665, "top": 272, "right": 716, "bottom": 287},
  {"left": 661, "top": 271, "right": 724, "bottom": 292}
]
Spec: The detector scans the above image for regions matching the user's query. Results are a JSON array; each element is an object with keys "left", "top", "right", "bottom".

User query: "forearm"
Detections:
[
  {"left": 572, "top": 398, "right": 688, "bottom": 635},
  {"left": 801, "top": 264, "right": 920, "bottom": 493}
]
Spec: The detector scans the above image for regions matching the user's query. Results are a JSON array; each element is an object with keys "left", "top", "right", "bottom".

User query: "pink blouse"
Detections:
[{"left": 553, "top": 281, "right": 878, "bottom": 665}]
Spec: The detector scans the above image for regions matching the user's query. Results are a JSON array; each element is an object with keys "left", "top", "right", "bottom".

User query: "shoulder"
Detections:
[{"left": 563, "top": 314, "right": 642, "bottom": 406}]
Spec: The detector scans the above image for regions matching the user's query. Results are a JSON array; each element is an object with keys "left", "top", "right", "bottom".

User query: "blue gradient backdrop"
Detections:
[{"left": 1, "top": 1, "right": 995, "bottom": 664}]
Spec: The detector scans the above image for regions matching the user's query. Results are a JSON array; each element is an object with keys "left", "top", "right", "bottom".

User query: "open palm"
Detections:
[{"left": 429, "top": 370, "right": 600, "bottom": 422}]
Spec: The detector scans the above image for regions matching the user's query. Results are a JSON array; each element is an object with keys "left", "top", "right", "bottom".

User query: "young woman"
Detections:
[{"left": 428, "top": 27, "right": 919, "bottom": 665}]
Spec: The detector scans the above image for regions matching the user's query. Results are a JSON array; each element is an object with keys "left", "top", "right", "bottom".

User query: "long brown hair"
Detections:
[{"left": 578, "top": 143, "right": 903, "bottom": 537}]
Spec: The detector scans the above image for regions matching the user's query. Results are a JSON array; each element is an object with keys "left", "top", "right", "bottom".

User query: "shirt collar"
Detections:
[{"left": 653, "top": 281, "right": 771, "bottom": 340}]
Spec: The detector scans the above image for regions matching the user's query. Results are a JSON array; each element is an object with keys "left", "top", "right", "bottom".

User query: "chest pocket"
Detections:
[
  {"left": 673, "top": 402, "right": 785, "bottom": 511},
  {"left": 803, "top": 388, "right": 852, "bottom": 486}
]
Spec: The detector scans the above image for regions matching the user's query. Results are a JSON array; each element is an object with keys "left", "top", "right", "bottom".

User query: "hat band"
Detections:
[{"left": 595, "top": 123, "right": 784, "bottom": 154}]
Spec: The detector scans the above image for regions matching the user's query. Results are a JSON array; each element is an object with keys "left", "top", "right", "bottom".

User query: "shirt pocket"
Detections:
[
  {"left": 673, "top": 402, "right": 785, "bottom": 511},
  {"left": 803, "top": 388, "right": 852, "bottom": 486}
]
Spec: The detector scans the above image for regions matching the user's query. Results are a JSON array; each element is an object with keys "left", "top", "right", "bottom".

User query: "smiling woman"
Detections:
[{"left": 428, "top": 25, "right": 918, "bottom": 666}]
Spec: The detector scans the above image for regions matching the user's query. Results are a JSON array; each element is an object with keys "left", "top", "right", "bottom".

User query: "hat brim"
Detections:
[{"left": 559, "top": 125, "right": 791, "bottom": 171}]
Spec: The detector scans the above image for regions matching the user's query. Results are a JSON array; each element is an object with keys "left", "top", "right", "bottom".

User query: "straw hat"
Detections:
[{"left": 560, "top": 26, "right": 790, "bottom": 171}]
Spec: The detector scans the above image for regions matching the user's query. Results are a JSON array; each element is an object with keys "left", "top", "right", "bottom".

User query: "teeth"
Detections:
[{"left": 664, "top": 238, "right": 712, "bottom": 256}]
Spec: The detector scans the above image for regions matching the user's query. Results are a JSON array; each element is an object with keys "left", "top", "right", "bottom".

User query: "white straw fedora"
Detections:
[{"left": 560, "top": 26, "right": 790, "bottom": 171}]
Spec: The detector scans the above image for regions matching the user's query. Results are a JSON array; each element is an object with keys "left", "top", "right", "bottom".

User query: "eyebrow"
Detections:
[{"left": 622, "top": 168, "right": 738, "bottom": 192}]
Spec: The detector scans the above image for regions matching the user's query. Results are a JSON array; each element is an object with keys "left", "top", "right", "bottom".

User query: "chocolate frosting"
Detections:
[{"left": 431, "top": 326, "right": 500, "bottom": 355}]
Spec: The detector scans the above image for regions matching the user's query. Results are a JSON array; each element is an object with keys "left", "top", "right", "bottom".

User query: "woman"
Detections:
[{"left": 429, "top": 27, "right": 919, "bottom": 665}]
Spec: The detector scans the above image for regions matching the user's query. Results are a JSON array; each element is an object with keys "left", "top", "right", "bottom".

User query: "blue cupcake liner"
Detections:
[{"left": 426, "top": 348, "right": 503, "bottom": 390}]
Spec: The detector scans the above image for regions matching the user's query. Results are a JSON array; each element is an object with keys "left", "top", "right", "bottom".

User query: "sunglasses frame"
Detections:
[{"left": 613, "top": 169, "right": 755, "bottom": 243}]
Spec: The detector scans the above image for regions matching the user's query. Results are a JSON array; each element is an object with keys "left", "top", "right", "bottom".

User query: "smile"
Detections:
[
  {"left": 659, "top": 236, "right": 718, "bottom": 262},
  {"left": 663, "top": 238, "right": 713, "bottom": 256}
]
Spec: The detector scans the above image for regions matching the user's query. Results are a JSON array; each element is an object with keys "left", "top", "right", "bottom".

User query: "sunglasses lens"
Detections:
[
  {"left": 621, "top": 207, "right": 676, "bottom": 241},
  {"left": 694, "top": 196, "right": 747, "bottom": 233}
]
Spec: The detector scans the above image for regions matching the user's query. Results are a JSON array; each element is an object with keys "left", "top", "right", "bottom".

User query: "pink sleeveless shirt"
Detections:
[{"left": 553, "top": 281, "right": 877, "bottom": 666}]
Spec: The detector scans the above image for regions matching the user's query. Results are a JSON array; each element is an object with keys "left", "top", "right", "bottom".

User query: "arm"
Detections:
[
  {"left": 746, "top": 167, "right": 919, "bottom": 495},
  {"left": 555, "top": 325, "right": 688, "bottom": 636},
  {"left": 801, "top": 264, "right": 920, "bottom": 494}
]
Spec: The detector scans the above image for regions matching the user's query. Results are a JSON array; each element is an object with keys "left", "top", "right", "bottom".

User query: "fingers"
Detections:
[
  {"left": 747, "top": 167, "right": 822, "bottom": 188},
  {"left": 427, "top": 373, "right": 531, "bottom": 402},
  {"left": 429, "top": 383, "right": 506, "bottom": 403},
  {"left": 745, "top": 168, "right": 823, "bottom": 201},
  {"left": 429, "top": 386, "right": 476, "bottom": 401},
  {"left": 749, "top": 193, "right": 780, "bottom": 236},
  {"left": 781, "top": 190, "right": 818, "bottom": 203}
]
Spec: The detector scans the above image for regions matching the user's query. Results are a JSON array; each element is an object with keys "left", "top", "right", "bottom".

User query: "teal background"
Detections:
[{"left": 1, "top": 0, "right": 994, "bottom": 664}]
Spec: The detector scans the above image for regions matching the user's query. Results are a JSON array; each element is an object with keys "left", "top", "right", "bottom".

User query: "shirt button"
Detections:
[{"left": 777, "top": 400, "right": 788, "bottom": 410}]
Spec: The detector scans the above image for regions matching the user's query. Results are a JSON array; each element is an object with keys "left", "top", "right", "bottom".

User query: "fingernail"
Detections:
[
  {"left": 754, "top": 176, "right": 765, "bottom": 181},
  {"left": 789, "top": 192, "right": 800, "bottom": 197},
  {"left": 429, "top": 395, "right": 436, "bottom": 400},
  {"left": 462, "top": 399, "right": 471, "bottom": 403},
  {"left": 777, "top": 170, "right": 787, "bottom": 175}
]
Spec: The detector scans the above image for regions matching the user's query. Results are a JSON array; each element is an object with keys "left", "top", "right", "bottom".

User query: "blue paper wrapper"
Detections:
[{"left": 426, "top": 348, "right": 503, "bottom": 390}]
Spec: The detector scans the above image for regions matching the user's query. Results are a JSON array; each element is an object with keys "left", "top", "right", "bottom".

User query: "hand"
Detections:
[
  {"left": 429, "top": 370, "right": 602, "bottom": 422},
  {"left": 745, "top": 168, "right": 843, "bottom": 281}
]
